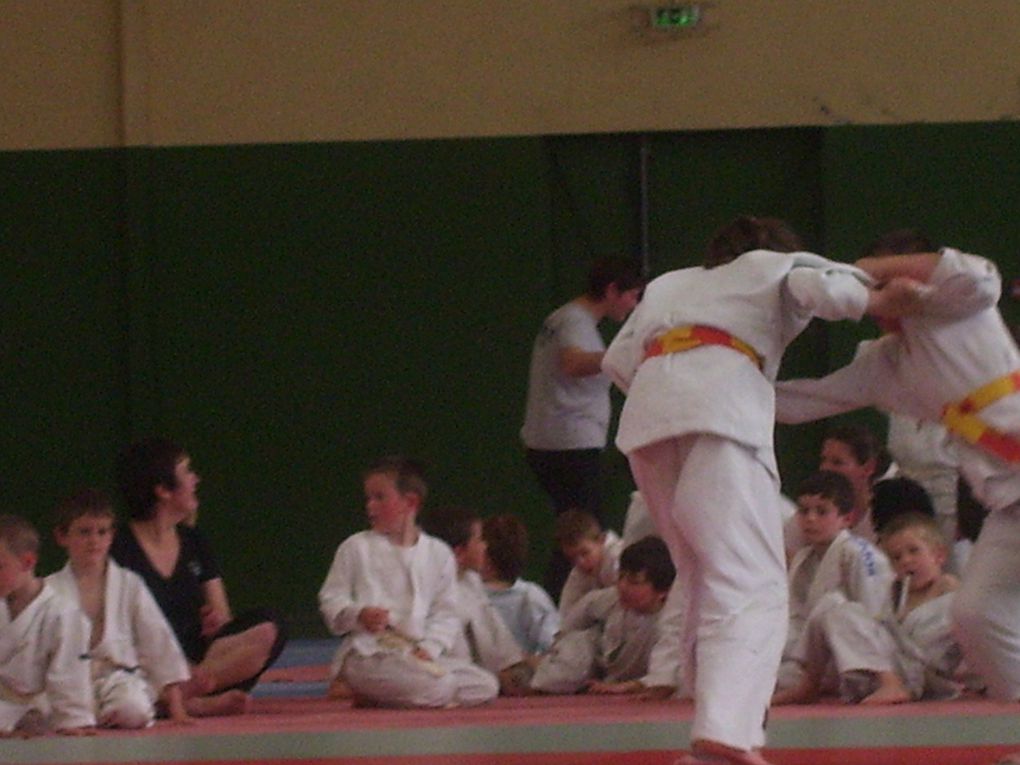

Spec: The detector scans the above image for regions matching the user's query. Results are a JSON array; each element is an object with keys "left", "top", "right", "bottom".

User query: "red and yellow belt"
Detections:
[
  {"left": 644, "top": 325, "right": 762, "bottom": 370},
  {"left": 942, "top": 370, "right": 1020, "bottom": 463}
]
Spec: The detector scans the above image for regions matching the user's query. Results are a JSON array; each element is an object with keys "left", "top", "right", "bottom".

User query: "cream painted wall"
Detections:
[{"left": 2, "top": 0, "right": 1019, "bottom": 150}]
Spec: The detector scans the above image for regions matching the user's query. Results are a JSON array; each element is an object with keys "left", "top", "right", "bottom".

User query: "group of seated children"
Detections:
[
  {"left": 0, "top": 438, "right": 286, "bottom": 737},
  {"left": 773, "top": 469, "right": 976, "bottom": 706},
  {"left": 317, "top": 456, "right": 685, "bottom": 708}
]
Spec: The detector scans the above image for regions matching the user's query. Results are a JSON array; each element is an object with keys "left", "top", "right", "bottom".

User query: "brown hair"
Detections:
[
  {"left": 704, "top": 216, "right": 804, "bottom": 268},
  {"left": 53, "top": 487, "right": 115, "bottom": 534},
  {"left": 482, "top": 514, "right": 529, "bottom": 582},
  {"left": 364, "top": 455, "right": 429, "bottom": 505},
  {"left": 553, "top": 509, "right": 602, "bottom": 549}
]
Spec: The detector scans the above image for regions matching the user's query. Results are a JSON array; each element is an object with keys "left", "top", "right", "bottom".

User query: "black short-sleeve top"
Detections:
[{"left": 110, "top": 523, "right": 222, "bottom": 663}]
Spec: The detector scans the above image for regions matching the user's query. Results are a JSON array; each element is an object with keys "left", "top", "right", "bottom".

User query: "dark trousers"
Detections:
[{"left": 525, "top": 448, "right": 603, "bottom": 602}]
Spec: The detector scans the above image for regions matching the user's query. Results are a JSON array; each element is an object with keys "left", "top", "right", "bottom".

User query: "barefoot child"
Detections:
[
  {"left": 46, "top": 489, "right": 191, "bottom": 727},
  {"left": 318, "top": 457, "right": 498, "bottom": 708},
  {"left": 0, "top": 515, "right": 94, "bottom": 736},
  {"left": 773, "top": 512, "right": 965, "bottom": 705}
]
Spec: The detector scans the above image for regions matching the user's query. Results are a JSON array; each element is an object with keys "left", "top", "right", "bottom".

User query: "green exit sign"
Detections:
[{"left": 651, "top": 4, "right": 703, "bottom": 30}]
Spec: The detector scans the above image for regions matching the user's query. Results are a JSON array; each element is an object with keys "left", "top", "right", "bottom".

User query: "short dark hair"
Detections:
[
  {"left": 364, "top": 455, "right": 429, "bottom": 505},
  {"left": 423, "top": 505, "right": 480, "bottom": 550},
  {"left": 586, "top": 256, "right": 644, "bottom": 299},
  {"left": 553, "top": 509, "right": 602, "bottom": 550},
  {"left": 871, "top": 477, "right": 935, "bottom": 535},
  {"left": 482, "top": 514, "right": 528, "bottom": 582},
  {"left": 117, "top": 438, "right": 188, "bottom": 521},
  {"left": 619, "top": 535, "right": 675, "bottom": 592},
  {"left": 704, "top": 216, "right": 804, "bottom": 268},
  {"left": 54, "top": 487, "right": 115, "bottom": 534},
  {"left": 796, "top": 470, "right": 856, "bottom": 516},
  {"left": 824, "top": 424, "right": 884, "bottom": 473},
  {"left": 864, "top": 228, "right": 935, "bottom": 256},
  {"left": 0, "top": 514, "right": 40, "bottom": 557}
]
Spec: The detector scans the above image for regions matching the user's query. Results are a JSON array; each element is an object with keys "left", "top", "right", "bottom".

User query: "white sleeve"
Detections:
[
  {"left": 601, "top": 302, "right": 646, "bottom": 394},
  {"left": 785, "top": 266, "right": 871, "bottom": 322},
  {"left": 317, "top": 538, "right": 362, "bottom": 636},
  {"left": 921, "top": 249, "right": 1002, "bottom": 319},
  {"left": 418, "top": 547, "right": 464, "bottom": 659},
  {"left": 557, "top": 567, "right": 589, "bottom": 618},
  {"left": 641, "top": 580, "right": 685, "bottom": 690},
  {"left": 775, "top": 350, "right": 883, "bottom": 425},
  {"left": 846, "top": 542, "right": 894, "bottom": 618},
  {"left": 130, "top": 578, "right": 191, "bottom": 691}
]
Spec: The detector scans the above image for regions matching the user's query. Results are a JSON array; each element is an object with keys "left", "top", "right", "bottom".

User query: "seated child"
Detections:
[
  {"left": 46, "top": 488, "right": 191, "bottom": 728},
  {"left": 423, "top": 506, "right": 525, "bottom": 690},
  {"left": 555, "top": 509, "right": 625, "bottom": 617},
  {"left": 0, "top": 514, "right": 94, "bottom": 735},
  {"left": 480, "top": 514, "right": 559, "bottom": 655},
  {"left": 773, "top": 512, "right": 968, "bottom": 705},
  {"left": 318, "top": 456, "right": 498, "bottom": 708},
  {"left": 527, "top": 535, "right": 679, "bottom": 696},
  {"left": 775, "top": 470, "right": 893, "bottom": 695}
]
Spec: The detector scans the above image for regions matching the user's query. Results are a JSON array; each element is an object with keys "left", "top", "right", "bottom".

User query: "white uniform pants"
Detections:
[
  {"left": 341, "top": 651, "right": 498, "bottom": 708},
  {"left": 953, "top": 502, "right": 1020, "bottom": 700},
  {"left": 629, "top": 434, "right": 788, "bottom": 751}
]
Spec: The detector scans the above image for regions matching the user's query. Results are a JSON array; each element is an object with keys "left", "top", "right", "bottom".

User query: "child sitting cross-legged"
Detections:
[
  {"left": 481, "top": 514, "right": 560, "bottom": 656},
  {"left": 554, "top": 509, "right": 625, "bottom": 617},
  {"left": 318, "top": 456, "right": 498, "bottom": 708},
  {"left": 773, "top": 511, "right": 969, "bottom": 705},
  {"left": 46, "top": 488, "right": 192, "bottom": 728},
  {"left": 519, "top": 535, "right": 680, "bottom": 698},
  {"left": 423, "top": 506, "right": 526, "bottom": 693},
  {"left": 774, "top": 470, "right": 893, "bottom": 699}
]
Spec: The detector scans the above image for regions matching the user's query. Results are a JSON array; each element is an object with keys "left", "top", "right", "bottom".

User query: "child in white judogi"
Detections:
[
  {"left": 774, "top": 512, "right": 968, "bottom": 705},
  {"left": 0, "top": 514, "right": 94, "bottom": 735},
  {"left": 318, "top": 457, "right": 498, "bottom": 708},
  {"left": 529, "top": 536, "right": 681, "bottom": 697},
  {"left": 554, "top": 509, "right": 625, "bottom": 617},
  {"left": 775, "top": 236, "right": 1020, "bottom": 701},
  {"left": 775, "top": 471, "right": 893, "bottom": 697},
  {"left": 600, "top": 216, "right": 909, "bottom": 765},
  {"left": 480, "top": 514, "right": 560, "bottom": 655},
  {"left": 424, "top": 506, "right": 525, "bottom": 688},
  {"left": 46, "top": 489, "right": 191, "bottom": 727}
]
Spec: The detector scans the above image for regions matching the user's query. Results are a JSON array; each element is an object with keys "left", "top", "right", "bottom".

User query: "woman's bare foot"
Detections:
[
  {"left": 185, "top": 689, "right": 251, "bottom": 717},
  {"left": 181, "top": 667, "right": 216, "bottom": 699}
]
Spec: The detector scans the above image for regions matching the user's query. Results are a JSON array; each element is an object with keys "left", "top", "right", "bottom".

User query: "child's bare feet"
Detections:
[
  {"left": 860, "top": 671, "right": 911, "bottom": 705},
  {"left": 185, "top": 689, "right": 250, "bottom": 717},
  {"left": 771, "top": 677, "right": 820, "bottom": 706},
  {"left": 674, "top": 739, "right": 775, "bottom": 764},
  {"left": 327, "top": 676, "right": 354, "bottom": 700}
]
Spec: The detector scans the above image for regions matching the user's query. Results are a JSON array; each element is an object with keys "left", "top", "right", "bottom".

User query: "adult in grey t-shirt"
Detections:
[{"left": 521, "top": 256, "right": 644, "bottom": 599}]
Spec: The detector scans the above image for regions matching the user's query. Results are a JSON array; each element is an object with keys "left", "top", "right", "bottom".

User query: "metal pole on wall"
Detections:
[{"left": 638, "top": 134, "right": 652, "bottom": 278}]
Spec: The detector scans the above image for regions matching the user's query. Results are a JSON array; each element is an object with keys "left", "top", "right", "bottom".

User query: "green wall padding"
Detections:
[{"left": 4, "top": 123, "right": 1018, "bottom": 634}]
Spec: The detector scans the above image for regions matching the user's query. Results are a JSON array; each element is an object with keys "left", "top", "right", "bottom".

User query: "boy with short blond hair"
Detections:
[
  {"left": 318, "top": 457, "right": 498, "bottom": 708},
  {"left": 0, "top": 514, "right": 94, "bottom": 735},
  {"left": 774, "top": 471, "right": 893, "bottom": 698},
  {"left": 774, "top": 512, "right": 967, "bottom": 705},
  {"left": 46, "top": 488, "right": 191, "bottom": 728},
  {"left": 554, "top": 509, "right": 624, "bottom": 617}
]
